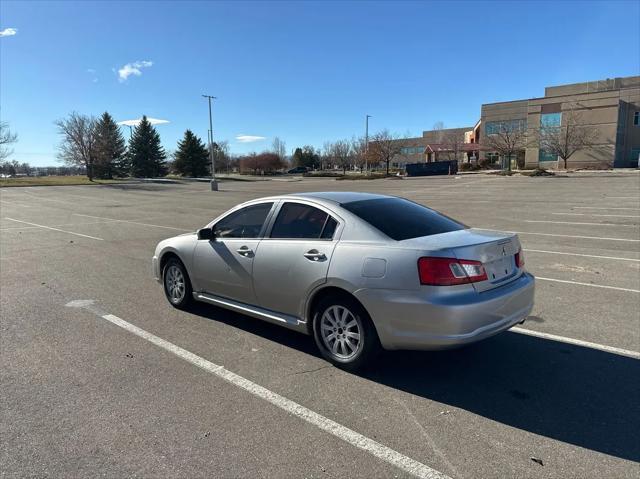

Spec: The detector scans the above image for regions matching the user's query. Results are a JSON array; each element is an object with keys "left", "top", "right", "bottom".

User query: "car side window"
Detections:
[
  {"left": 213, "top": 202, "right": 273, "bottom": 239},
  {"left": 270, "top": 203, "right": 337, "bottom": 240}
]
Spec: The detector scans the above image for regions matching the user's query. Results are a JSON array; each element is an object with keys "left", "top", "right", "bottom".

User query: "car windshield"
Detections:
[{"left": 341, "top": 197, "right": 466, "bottom": 241}]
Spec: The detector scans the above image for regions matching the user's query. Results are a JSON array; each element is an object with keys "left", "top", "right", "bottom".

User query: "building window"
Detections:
[
  {"left": 485, "top": 119, "right": 527, "bottom": 135},
  {"left": 539, "top": 149, "right": 557, "bottom": 162},
  {"left": 634, "top": 111, "right": 639, "bottom": 126},
  {"left": 541, "top": 112, "right": 562, "bottom": 128},
  {"left": 631, "top": 148, "right": 640, "bottom": 167},
  {"left": 400, "top": 146, "right": 424, "bottom": 155},
  {"left": 485, "top": 152, "right": 500, "bottom": 163}
]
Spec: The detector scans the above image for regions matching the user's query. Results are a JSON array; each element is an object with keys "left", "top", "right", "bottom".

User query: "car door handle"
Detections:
[
  {"left": 236, "top": 246, "right": 254, "bottom": 257},
  {"left": 303, "top": 249, "right": 326, "bottom": 261}
]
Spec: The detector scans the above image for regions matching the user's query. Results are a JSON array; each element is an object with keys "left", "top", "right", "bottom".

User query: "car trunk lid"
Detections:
[{"left": 404, "top": 228, "right": 522, "bottom": 292}]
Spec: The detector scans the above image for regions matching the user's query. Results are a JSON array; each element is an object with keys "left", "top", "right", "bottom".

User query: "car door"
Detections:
[
  {"left": 192, "top": 202, "right": 275, "bottom": 304},
  {"left": 252, "top": 201, "right": 341, "bottom": 317}
]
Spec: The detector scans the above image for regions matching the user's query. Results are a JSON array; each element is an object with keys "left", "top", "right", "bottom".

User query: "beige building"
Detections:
[
  {"left": 386, "top": 126, "right": 474, "bottom": 167},
  {"left": 480, "top": 76, "right": 640, "bottom": 168},
  {"left": 383, "top": 75, "right": 640, "bottom": 170}
]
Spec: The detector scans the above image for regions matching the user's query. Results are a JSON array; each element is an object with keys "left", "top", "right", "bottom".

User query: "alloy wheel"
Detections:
[
  {"left": 320, "top": 305, "right": 362, "bottom": 360},
  {"left": 165, "top": 265, "right": 186, "bottom": 304}
]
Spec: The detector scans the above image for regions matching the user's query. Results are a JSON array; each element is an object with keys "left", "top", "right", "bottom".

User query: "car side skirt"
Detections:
[{"left": 193, "top": 292, "right": 309, "bottom": 334}]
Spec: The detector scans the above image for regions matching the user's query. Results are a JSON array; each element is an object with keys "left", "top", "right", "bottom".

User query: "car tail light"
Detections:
[
  {"left": 417, "top": 257, "right": 487, "bottom": 286},
  {"left": 515, "top": 248, "right": 525, "bottom": 268}
]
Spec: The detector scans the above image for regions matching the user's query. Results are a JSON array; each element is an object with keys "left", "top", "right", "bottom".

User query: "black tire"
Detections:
[
  {"left": 162, "top": 257, "right": 193, "bottom": 309},
  {"left": 312, "top": 294, "right": 381, "bottom": 371}
]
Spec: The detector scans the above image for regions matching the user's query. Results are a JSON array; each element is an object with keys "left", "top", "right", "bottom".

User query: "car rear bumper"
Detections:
[{"left": 354, "top": 272, "right": 535, "bottom": 351}]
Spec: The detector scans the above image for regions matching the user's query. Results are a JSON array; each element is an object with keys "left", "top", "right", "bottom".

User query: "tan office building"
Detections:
[{"left": 480, "top": 76, "right": 640, "bottom": 168}]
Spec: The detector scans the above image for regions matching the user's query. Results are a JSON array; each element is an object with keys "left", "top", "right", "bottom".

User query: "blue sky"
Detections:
[{"left": 1, "top": 0, "right": 639, "bottom": 166}]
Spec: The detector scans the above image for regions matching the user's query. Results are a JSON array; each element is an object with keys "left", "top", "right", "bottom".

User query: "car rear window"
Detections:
[{"left": 341, "top": 197, "right": 465, "bottom": 241}]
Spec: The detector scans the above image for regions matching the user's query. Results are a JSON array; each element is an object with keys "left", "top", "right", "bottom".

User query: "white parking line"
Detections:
[
  {"left": 65, "top": 300, "right": 448, "bottom": 479},
  {"left": 524, "top": 220, "right": 638, "bottom": 227},
  {"left": 0, "top": 219, "right": 125, "bottom": 231},
  {"left": 0, "top": 200, "right": 32, "bottom": 208},
  {"left": 536, "top": 276, "right": 640, "bottom": 293},
  {"left": 4, "top": 218, "right": 104, "bottom": 240},
  {"left": 19, "top": 192, "right": 78, "bottom": 205},
  {"left": 73, "top": 213, "right": 189, "bottom": 231},
  {"left": 523, "top": 249, "right": 640, "bottom": 262},
  {"left": 511, "top": 327, "right": 640, "bottom": 360},
  {"left": 552, "top": 212, "right": 640, "bottom": 218},
  {"left": 573, "top": 207, "right": 640, "bottom": 211},
  {"left": 482, "top": 229, "right": 640, "bottom": 242}
]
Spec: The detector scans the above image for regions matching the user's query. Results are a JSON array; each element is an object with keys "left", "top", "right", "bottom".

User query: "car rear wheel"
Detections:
[
  {"left": 312, "top": 295, "right": 381, "bottom": 371},
  {"left": 163, "top": 257, "right": 193, "bottom": 309}
]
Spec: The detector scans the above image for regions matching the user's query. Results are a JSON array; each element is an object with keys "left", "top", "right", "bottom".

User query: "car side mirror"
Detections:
[{"left": 197, "top": 227, "right": 215, "bottom": 241}]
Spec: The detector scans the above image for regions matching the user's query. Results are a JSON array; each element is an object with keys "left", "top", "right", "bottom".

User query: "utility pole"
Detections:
[
  {"left": 202, "top": 94, "right": 218, "bottom": 191},
  {"left": 365, "top": 114, "right": 372, "bottom": 174}
]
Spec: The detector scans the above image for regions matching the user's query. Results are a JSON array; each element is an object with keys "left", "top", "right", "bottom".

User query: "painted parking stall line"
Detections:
[
  {"left": 4, "top": 218, "right": 104, "bottom": 241},
  {"left": 524, "top": 220, "right": 638, "bottom": 227},
  {"left": 65, "top": 300, "right": 450, "bottom": 479},
  {"left": 523, "top": 249, "right": 640, "bottom": 263},
  {"left": 536, "top": 276, "right": 640, "bottom": 293},
  {"left": 73, "top": 213, "right": 190, "bottom": 232},
  {"left": 572, "top": 207, "right": 640, "bottom": 211},
  {"left": 552, "top": 212, "right": 640, "bottom": 219},
  {"left": 0, "top": 219, "right": 129, "bottom": 231},
  {"left": 481, "top": 228, "right": 640, "bottom": 242},
  {"left": 511, "top": 327, "right": 640, "bottom": 360}
]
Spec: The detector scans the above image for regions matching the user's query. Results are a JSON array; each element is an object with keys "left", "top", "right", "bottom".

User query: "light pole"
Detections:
[
  {"left": 365, "top": 114, "right": 372, "bottom": 173},
  {"left": 202, "top": 94, "right": 218, "bottom": 191}
]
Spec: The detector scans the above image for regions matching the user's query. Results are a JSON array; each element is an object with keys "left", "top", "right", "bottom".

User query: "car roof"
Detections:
[{"left": 289, "top": 191, "right": 391, "bottom": 204}]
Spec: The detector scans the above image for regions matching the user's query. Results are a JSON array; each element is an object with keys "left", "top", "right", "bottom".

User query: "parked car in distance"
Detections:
[
  {"left": 153, "top": 192, "right": 535, "bottom": 370},
  {"left": 287, "top": 166, "right": 309, "bottom": 174}
]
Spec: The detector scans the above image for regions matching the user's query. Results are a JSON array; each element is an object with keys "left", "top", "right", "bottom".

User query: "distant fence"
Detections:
[{"left": 406, "top": 160, "right": 458, "bottom": 177}]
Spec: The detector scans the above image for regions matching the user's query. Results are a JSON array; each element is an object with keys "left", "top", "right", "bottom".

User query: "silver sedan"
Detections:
[{"left": 153, "top": 192, "right": 535, "bottom": 370}]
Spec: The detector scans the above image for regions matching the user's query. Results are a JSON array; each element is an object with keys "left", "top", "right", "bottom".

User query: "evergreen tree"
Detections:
[
  {"left": 94, "top": 112, "right": 127, "bottom": 178},
  {"left": 173, "top": 129, "right": 210, "bottom": 177},
  {"left": 127, "top": 115, "right": 167, "bottom": 177}
]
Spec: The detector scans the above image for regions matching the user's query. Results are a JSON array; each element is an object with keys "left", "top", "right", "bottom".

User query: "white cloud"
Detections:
[
  {"left": 87, "top": 68, "right": 96, "bottom": 74},
  {"left": 117, "top": 60, "right": 153, "bottom": 82},
  {"left": 0, "top": 28, "right": 18, "bottom": 37},
  {"left": 236, "top": 135, "right": 266, "bottom": 143}
]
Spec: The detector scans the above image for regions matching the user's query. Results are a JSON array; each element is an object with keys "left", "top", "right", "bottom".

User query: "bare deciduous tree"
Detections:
[
  {"left": 55, "top": 112, "right": 98, "bottom": 180},
  {"left": 321, "top": 141, "right": 333, "bottom": 170},
  {"left": 351, "top": 136, "right": 367, "bottom": 171},
  {"left": 272, "top": 136, "right": 286, "bottom": 164},
  {"left": 441, "top": 130, "right": 465, "bottom": 163},
  {"left": 432, "top": 121, "right": 445, "bottom": 143},
  {"left": 368, "top": 130, "right": 403, "bottom": 176},
  {"left": 0, "top": 122, "right": 18, "bottom": 161},
  {"left": 330, "top": 139, "right": 352, "bottom": 174},
  {"left": 535, "top": 108, "right": 599, "bottom": 170},
  {"left": 213, "top": 140, "right": 231, "bottom": 174},
  {"left": 483, "top": 122, "right": 527, "bottom": 172}
]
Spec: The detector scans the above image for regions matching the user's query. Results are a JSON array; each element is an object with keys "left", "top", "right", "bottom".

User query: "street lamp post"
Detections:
[
  {"left": 202, "top": 94, "right": 218, "bottom": 191},
  {"left": 365, "top": 114, "right": 372, "bottom": 174}
]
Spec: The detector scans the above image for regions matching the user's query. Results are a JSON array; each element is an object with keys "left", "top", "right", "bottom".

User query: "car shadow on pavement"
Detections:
[{"left": 188, "top": 303, "right": 639, "bottom": 463}]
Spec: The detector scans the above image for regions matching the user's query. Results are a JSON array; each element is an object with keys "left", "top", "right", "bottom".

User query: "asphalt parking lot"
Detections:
[{"left": 1, "top": 172, "right": 639, "bottom": 478}]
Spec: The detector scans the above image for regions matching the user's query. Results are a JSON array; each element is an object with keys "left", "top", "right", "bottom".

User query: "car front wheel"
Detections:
[
  {"left": 163, "top": 257, "right": 193, "bottom": 309},
  {"left": 312, "top": 295, "right": 381, "bottom": 371}
]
